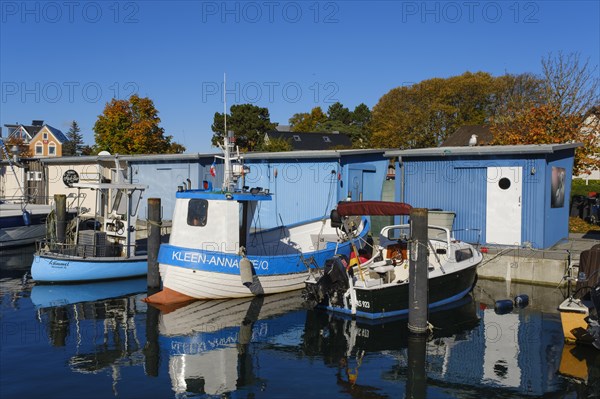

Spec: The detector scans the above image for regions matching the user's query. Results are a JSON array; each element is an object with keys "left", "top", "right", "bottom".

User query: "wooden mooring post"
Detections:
[
  {"left": 147, "top": 198, "right": 162, "bottom": 289},
  {"left": 54, "top": 194, "right": 67, "bottom": 244},
  {"left": 408, "top": 208, "right": 429, "bottom": 334}
]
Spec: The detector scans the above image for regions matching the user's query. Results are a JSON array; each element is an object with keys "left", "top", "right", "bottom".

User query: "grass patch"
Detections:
[{"left": 572, "top": 179, "right": 600, "bottom": 197}]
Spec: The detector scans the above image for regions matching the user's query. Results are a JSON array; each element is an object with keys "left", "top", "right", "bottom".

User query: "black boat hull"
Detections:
[{"left": 309, "top": 263, "right": 478, "bottom": 320}]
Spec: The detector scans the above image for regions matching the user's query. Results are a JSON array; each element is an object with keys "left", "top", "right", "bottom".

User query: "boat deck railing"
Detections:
[{"left": 36, "top": 239, "right": 145, "bottom": 258}]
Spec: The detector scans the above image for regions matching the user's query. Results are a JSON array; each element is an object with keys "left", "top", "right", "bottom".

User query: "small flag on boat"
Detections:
[{"left": 210, "top": 160, "right": 216, "bottom": 177}]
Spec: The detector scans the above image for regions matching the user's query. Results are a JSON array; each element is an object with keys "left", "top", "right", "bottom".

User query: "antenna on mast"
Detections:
[{"left": 223, "top": 72, "right": 227, "bottom": 136}]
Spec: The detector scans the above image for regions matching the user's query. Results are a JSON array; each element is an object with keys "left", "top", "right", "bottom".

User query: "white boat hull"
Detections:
[{"left": 160, "top": 264, "right": 309, "bottom": 299}]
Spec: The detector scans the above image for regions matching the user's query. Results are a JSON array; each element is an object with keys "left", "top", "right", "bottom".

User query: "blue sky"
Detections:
[{"left": 1, "top": 1, "right": 598, "bottom": 153}]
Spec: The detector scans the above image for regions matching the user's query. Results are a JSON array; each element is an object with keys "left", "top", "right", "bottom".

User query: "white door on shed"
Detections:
[{"left": 485, "top": 166, "right": 522, "bottom": 245}]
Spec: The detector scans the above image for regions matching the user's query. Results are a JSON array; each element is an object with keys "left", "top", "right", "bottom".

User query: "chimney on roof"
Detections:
[{"left": 32, "top": 120, "right": 44, "bottom": 126}]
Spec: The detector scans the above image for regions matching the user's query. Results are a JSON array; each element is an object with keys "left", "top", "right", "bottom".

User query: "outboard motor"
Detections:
[{"left": 303, "top": 255, "right": 350, "bottom": 307}]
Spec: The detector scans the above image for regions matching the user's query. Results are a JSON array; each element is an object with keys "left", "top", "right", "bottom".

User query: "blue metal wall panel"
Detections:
[
  {"left": 244, "top": 159, "right": 340, "bottom": 229},
  {"left": 398, "top": 151, "right": 575, "bottom": 249},
  {"left": 544, "top": 150, "right": 574, "bottom": 247}
]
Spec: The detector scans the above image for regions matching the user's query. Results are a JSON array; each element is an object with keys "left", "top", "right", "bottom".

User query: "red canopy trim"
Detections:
[{"left": 336, "top": 201, "right": 412, "bottom": 216}]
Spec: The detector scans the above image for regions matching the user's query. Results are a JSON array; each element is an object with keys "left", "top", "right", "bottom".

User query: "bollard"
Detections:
[
  {"left": 54, "top": 194, "right": 67, "bottom": 244},
  {"left": 408, "top": 208, "right": 429, "bottom": 334},
  {"left": 147, "top": 198, "right": 161, "bottom": 289}
]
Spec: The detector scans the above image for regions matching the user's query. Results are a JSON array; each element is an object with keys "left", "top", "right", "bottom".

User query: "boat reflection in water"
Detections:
[
  {"left": 157, "top": 291, "right": 306, "bottom": 396},
  {"left": 31, "top": 278, "right": 148, "bottom": 394},
  {"left": 302, "top": 295, "right": 480, "bottom": 396}
]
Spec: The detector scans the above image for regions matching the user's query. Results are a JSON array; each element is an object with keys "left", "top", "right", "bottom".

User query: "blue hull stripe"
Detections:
[
  {"left": 158, "top": 221, "right": 370, "bottom": 277},
  {"left": 320, "top": 286, "right": 474, "bottom": 320}
]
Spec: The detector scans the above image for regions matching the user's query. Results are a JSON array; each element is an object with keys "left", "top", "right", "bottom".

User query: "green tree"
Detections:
[
  {"left": 94, "top": 95, "right": 185, "bottom": 154},
  {"left": 211, "top": 104, "right": 277, "bottom": 151},
  {"left": 351, "top": 103, "right": 372, "bottom": 127},
  {"left": 62, "top": 120, "right": 84, "bottom": 156},
  {"left": 256, "top": 136, "right": 293, "bottom": 152},
  {"left": 327, "top": 102, "right": 352, "bottom": 125}
]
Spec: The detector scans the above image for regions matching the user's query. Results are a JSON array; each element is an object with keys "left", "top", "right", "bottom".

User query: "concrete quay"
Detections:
[{"left": 477, "top": 232, "right": 600, "bottom": 287}]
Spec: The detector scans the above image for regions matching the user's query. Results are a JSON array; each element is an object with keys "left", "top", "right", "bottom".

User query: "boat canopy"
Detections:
[{"left": 337, "top": 201, "right": 412, "bottom": 216}]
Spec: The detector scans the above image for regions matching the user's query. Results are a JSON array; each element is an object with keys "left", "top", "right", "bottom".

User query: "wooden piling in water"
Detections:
[
  {"left": 406, "top": 334, "right": 427, "bottom": 399},
  {"left": 408, "top": 208, "right": 429, "bottom": 334},
  {"left": 54, "top": 194, "right": 66, "bottom": 244},
  {"left": 147, "top": 198, "right": 161, "bottom": 288}
]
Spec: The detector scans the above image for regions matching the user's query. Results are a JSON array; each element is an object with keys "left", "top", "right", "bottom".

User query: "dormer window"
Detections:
[
  {"left": 293, "top": 135, "right": 301, "bottom": 142},
  {"left": 323, "top": 136, "right": 331, "bottom": 143}
]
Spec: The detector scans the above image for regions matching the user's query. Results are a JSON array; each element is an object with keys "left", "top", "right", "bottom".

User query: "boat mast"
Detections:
[{"left": 217, "top": 73, "right": 241, "bottom": 193}]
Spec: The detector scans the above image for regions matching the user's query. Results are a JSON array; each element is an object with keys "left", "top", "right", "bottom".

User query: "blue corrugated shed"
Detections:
[
  {"left": 125, "top": 150, "right": 388, "bottom": 229},
  {"left": 385, "top": 144, "right": 580, "bottom": 249}
]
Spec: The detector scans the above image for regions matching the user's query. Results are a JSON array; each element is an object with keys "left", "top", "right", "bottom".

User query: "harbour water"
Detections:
[{"left": 1, "top": 247, "right": 598, "bottom": 398}]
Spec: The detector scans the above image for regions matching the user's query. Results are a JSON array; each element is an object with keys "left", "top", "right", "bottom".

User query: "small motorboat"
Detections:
[
  {"left": 558, "top": 244, "right": 600, "bottom": 349},
  {"left": 303, "top": 201, "right": 482, "bottom": 319}
]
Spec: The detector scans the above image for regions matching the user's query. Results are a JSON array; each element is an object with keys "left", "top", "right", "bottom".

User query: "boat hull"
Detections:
[
  {"left": 0, "top": 224, "right": 46, "bottom": 248},
  {"left": 157, "top": 227, "right": 369, "bottom": 300},
  {"left": 31, "top": 254, "right": 147, "bottom": 282},
  {"left": 558, "top": 297, "right": 595, "bottom": 344},
  {"left": 310, "top": 263, "right": 478, "bottom": 319}
]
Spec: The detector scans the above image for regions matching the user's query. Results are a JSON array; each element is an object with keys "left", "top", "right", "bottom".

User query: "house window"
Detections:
[
  {"left": 48, "top": 143, "right": 56, "bottom": 156},
  {"left": 293, "top": 135, "right": 301, "bottom": 142},
  {"left": 187, "top": 199, "right": 208, "bottom": 227},
  {"left": 35, "top": 143, "right": 43, "bottom": 155},
  {"left": 323, "top": 136, "right": 331, "bottom": 143},
  {"left": 43, "top": 132, "right": 48, "bottom": 140}
]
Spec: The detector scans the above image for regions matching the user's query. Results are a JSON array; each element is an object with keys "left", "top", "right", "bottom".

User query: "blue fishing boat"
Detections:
[
  {"left": 145, "top": 132, "right": 368, "bottom": 303},
  {"left": 31, "top": 180, "right": 148, "bottom": 282}
]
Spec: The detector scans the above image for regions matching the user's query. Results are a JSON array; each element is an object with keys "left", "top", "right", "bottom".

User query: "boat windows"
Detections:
[
  {"left": 188, "top": 199, "right": 208, "bottom": 227},
  {"left": 455, "top": 248, "right": 473, "bottom": 262},
  {"left": 386, "top": 227, "right": 409, "bottom": 241}
]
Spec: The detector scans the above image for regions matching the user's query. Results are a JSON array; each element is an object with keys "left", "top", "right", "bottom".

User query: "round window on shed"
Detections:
[{"left": 498, "top": 177, "right": 511, "bottom": 190}]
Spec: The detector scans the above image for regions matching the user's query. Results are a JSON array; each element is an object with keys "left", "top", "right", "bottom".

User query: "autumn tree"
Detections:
[
  {"left": 1, "top": 137, "right": 31, "bottom": 158},
  {"left": 94, "top": 94, "right": 185, "bottom": 155},
  {"left": 492, "top": 53, "right": 599, "bottom": 175},
  {"left": 492, "top": 105, "right": 599, "bottom": 175},
  {"left": 211, "top": 104, "right": 277, "bottom": 152},
  {"left": 541, "top": 52, "right": 599, "bottom": 117},
  {"left": 62, "top": 120, "right": 84, "bottom": 156},
  {"left": 370, "top": 72, "right": 505, "bottom": 149},
  {"left": 289, "top": 107, "right": 328, "bottom": 132}
]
